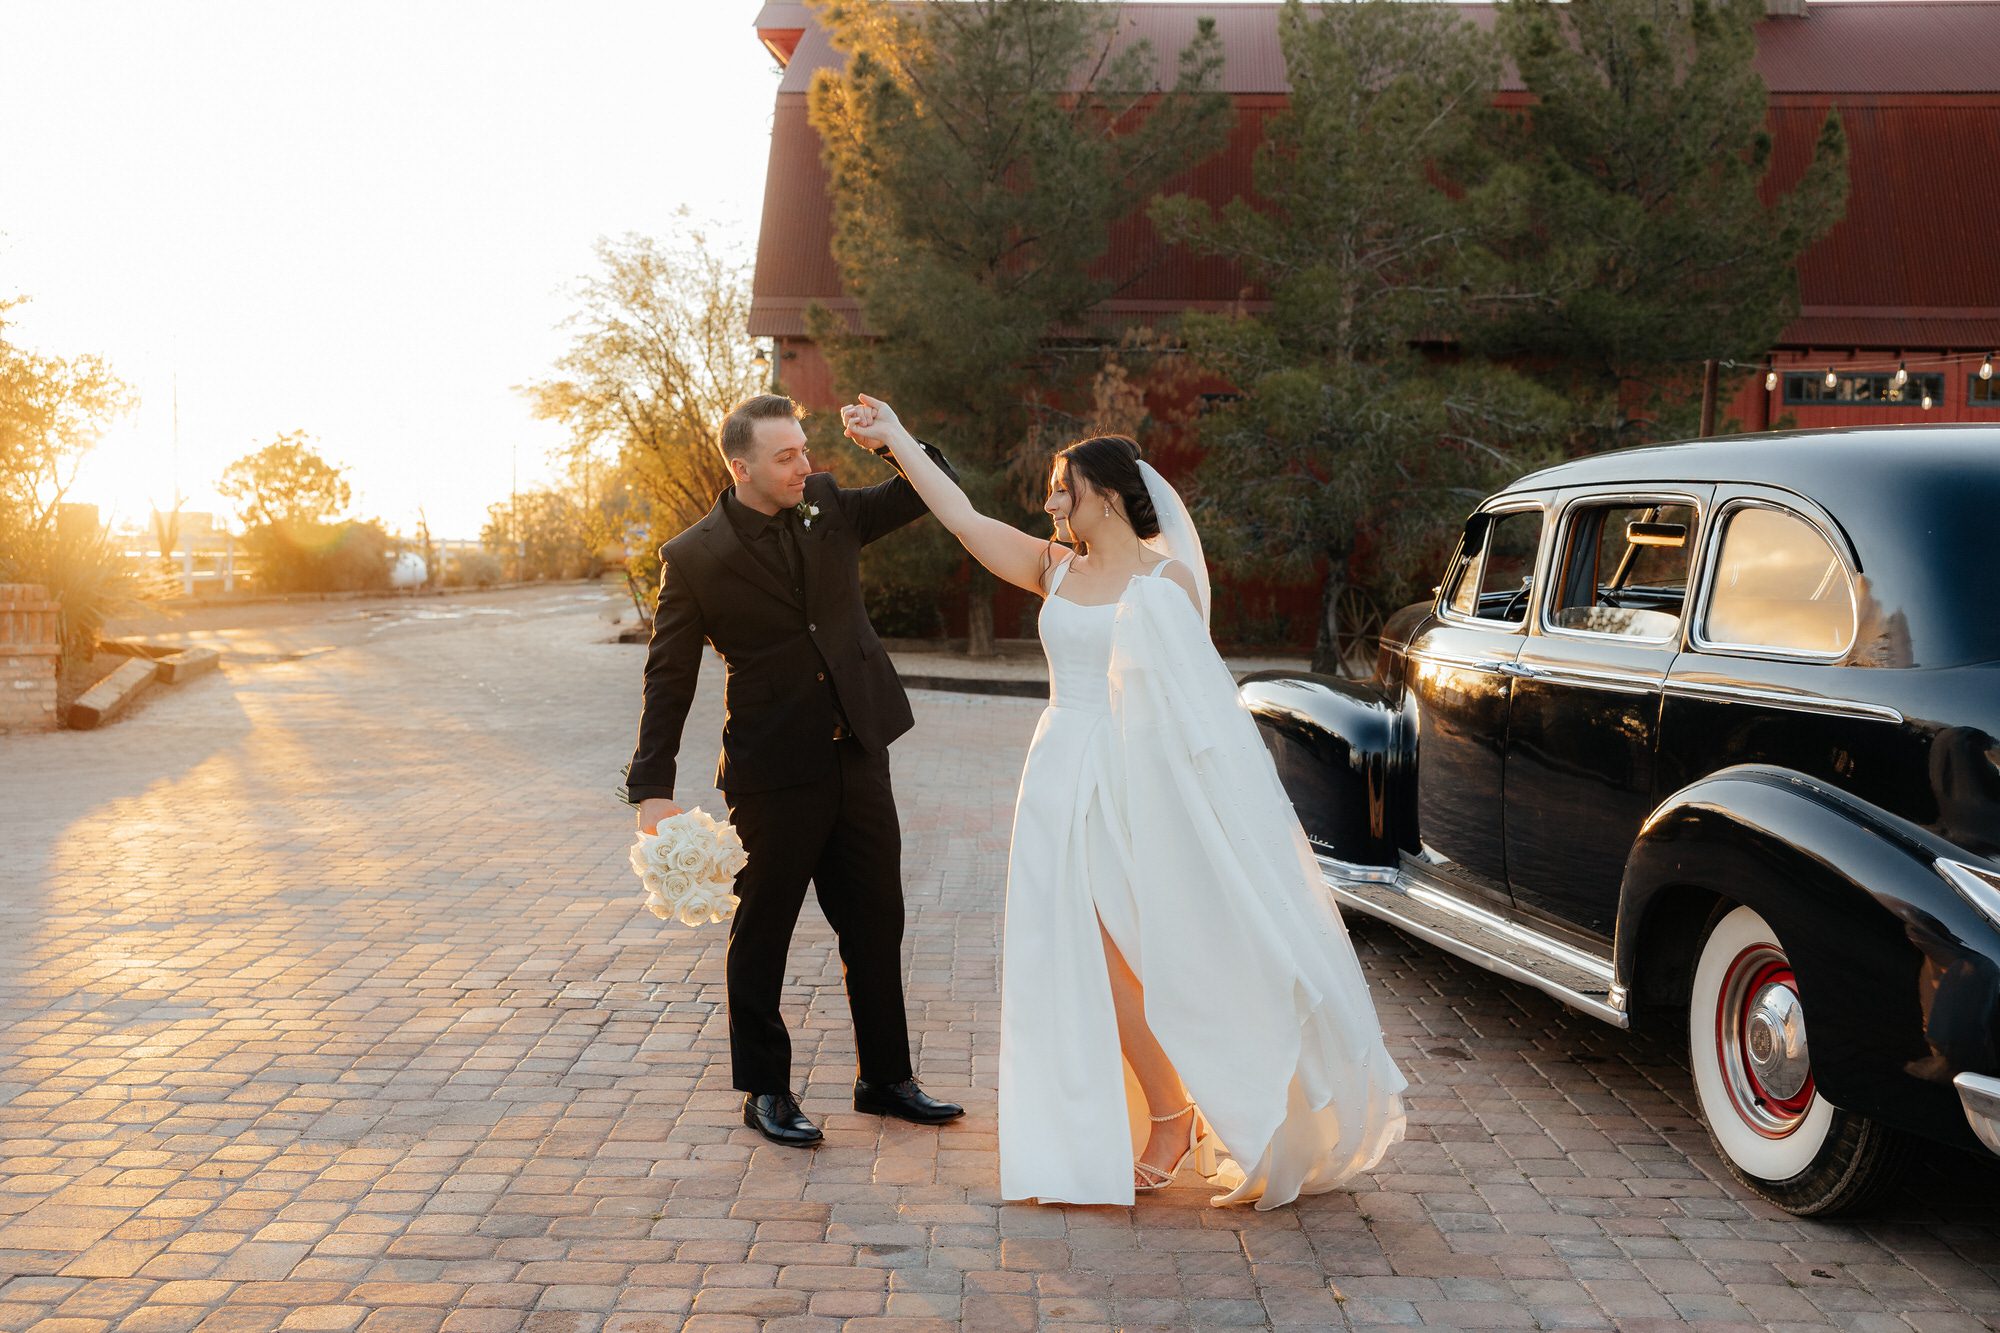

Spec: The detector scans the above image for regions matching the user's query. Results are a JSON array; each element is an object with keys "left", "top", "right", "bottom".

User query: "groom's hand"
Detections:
[
  {"left": 841, "top": 395, "right": 909, "bottom": 456},
  {"left": 637, "top": 798, "right": 683, "bottom": 835},
  {"left": 840, "top": 401, "right": 890, "bottom": 457}
]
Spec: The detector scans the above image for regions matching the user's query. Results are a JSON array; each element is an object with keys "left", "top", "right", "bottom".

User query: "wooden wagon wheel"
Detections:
[{"left": 1334, "top": 585, "right": 1387, "bottom": 679}]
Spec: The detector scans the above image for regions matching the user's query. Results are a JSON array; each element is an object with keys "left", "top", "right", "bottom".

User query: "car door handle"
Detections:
[{"left": 1468, "top": 659, "right": 1540, "bottom": 677}]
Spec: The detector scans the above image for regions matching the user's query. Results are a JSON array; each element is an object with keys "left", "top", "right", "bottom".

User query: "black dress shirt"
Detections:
[
  {"left": 722, "top": 491, "right": 805, "bottom": 602},
  {"left": 721, "top": 489, "right": 849, "bottom": 732}
]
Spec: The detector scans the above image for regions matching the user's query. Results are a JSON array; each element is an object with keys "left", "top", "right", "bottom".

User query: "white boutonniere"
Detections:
[{"left": 795, "top": 501, "right": 821, "bottom": 529}]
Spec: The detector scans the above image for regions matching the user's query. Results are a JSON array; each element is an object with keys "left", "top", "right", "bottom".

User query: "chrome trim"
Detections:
[
  {"left": 1514, "top": 662, "right": 1663, "bottom": 696},
  {"left": 1315, "top": 852, "right": 1397, "bottom": 885},
  {"left": 1954, "top": 1072, "right": 2000, "bottom": 1158},
  {"left": 1539, "top": 490, "right": 1704, "bottom": 647},
  {"left": 1408, "top": 649, "right": 1513, "bottom": 675},
  {"left": 1316, "top": 857, "right": 1629, "bottom": 1028},
  {"left": 1661, "top": 678, "right": 1903, "bottom": 724},
  {"left": 1398, "top": 859, "right": 1616, "bottom": 982},
  {"left": 1936, "top": 857, "right": 2000, "bottom": 930},
  {"left": 1435, "top": 498, "right": 1549, "bottom": 630},
  {"left": 1688, "top": 496, "right": 1860, "bottom": 662}
]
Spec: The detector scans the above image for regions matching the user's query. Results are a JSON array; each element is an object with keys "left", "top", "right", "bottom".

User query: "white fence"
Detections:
[
  {"left": 117, "top": 533, "right": 247, "bottom": 597},
  {"left": 117, "top": 534, "right": 491, "bottom": 598}
]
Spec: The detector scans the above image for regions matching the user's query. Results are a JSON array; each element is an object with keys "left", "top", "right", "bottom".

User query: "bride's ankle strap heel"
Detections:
[{"left": 1134, "top": 1102, "right": 1219, "bottom": 1193}]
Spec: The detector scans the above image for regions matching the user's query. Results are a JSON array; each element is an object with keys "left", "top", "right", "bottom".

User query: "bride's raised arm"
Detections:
[{"left": 842, "top": 393, "right": 1062, "bottom": 595}]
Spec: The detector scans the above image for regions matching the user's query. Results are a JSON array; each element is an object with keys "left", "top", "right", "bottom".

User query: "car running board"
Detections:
[{"left": 1316, "top": 853, "right": 1630, "bottom": 1028}]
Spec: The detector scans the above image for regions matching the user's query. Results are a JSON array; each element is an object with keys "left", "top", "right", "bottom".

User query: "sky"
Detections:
[
  {"left": 1, "top": 0, "right": 1440, "bottom": 541},
  {"left": 0, "top": 1, "right": 783, "bottom": 538}
]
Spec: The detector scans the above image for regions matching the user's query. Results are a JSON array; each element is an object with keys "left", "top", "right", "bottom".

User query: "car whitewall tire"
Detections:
[
  {"left": 1689, "top": 905, "right": 1834, "bottom": 1178},
  {"left": 1687, "top": 903, "right": 1911, "bottom": 1214}
]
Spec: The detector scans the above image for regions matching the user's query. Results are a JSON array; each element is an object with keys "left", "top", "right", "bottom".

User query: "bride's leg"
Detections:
[{"left": 1098, "top": 921, "right": 1198, "bottom": 1178}]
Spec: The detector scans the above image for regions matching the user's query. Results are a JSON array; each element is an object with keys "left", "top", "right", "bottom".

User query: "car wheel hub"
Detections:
[
  {"left": 1718, "top": 946, "right": 1816, "bottom": 1136},
  {"left": 1745, "top": 979, "right": 1810, "bottom": 1101}
]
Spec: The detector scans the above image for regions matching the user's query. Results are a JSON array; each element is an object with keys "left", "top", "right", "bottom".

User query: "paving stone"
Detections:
[{"left": 0, "top": 584, "right": 1995, "bottom": 1333}]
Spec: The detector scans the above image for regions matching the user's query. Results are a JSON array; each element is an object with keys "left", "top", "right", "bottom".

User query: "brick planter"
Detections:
[{"left": 0, "top": 583, "right": 61, "bottom": 733}]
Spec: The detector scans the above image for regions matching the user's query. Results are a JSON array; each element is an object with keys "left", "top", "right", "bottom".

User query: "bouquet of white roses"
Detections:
[{"left": 628, "top": 808, "right": 749, "bottom": 926}]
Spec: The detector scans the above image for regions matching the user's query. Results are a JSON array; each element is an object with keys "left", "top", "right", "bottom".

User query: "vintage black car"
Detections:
[{"left": 1242, "top": 424, "right": 2000, "bottom": 1215}]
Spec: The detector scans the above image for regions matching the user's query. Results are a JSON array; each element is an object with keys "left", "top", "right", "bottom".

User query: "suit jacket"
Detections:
[{"left": 623, "top": 445, "right": 955, "bottom": 799}]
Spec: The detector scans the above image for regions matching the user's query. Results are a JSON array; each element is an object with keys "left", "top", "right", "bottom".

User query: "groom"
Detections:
[{"left": 623, "top": 392, "right": 964, "bottom": 1147}]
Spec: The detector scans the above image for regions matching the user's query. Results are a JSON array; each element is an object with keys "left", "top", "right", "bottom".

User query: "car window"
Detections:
[
  {"left": 1702, "top": 505, "right": 1856, "bottom": 655},
  {"left": 1444, "top": 508, "right": 1542, "bottom": 624},
  {"left": 1549, "top": 501, "right": 1695, "bottom": 640}
]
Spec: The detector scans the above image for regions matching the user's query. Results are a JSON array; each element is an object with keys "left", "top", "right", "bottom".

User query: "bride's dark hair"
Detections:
[{"left": 1055, "top": 434, "right": 1161, "bottom": 545}]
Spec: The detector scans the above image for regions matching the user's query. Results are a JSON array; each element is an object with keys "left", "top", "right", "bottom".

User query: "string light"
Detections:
[{"left": 1738, "top": 350, "right": 1997, "bottom": 407}]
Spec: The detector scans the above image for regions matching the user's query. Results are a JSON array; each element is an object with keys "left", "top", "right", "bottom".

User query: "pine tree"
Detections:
[
  {"left": 1482, "top": 0, "right": 1848, "bottom": 440},
  {"left": 805, "top": 0, "right": 1231, "bottom": 655},
  {"left": 1152, "top": 0, "right": 1572, "bottom": 675}
]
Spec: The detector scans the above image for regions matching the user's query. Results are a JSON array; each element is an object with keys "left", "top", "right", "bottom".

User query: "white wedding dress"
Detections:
[{"left": 998, "top": 554, "right": 1407, "bottom": 1208}]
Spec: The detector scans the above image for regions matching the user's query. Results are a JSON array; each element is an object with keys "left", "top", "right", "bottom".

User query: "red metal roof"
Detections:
[
  {"left": 754, "top": 1, "right": 2000, "bottom": 96},
  {"left": 750, "top": 2, "right": 2000, "bottom": 351}
]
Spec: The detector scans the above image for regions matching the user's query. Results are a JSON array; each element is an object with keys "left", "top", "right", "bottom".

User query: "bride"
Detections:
[{"left": 841, "top": 394, "right": 1406, "bottom": 1208}]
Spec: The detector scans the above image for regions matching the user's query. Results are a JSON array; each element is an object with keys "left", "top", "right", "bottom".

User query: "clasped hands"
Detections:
[{"left": 839, "top": 393, "right": 908, "bottom": 456}]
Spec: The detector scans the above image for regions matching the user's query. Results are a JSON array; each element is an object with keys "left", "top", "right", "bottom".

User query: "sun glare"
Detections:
[{"left": 2, "top": 1, "right": 780, "bottom": 540}]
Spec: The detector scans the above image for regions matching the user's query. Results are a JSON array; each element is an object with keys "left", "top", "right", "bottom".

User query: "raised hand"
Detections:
[{"left": 840, "top": 394, "right": 904, "bottom": 450}]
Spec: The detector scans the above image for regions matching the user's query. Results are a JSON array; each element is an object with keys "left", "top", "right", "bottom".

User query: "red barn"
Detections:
[{"left": 748, "top": 0, "right": 2000, "bottom": 429}]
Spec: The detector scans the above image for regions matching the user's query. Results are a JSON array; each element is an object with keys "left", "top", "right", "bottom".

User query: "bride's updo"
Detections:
[{"left": 1056, "top": 434, "right": 1161, "bottom": 540}]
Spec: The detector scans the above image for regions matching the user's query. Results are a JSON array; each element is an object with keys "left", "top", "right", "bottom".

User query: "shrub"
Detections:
[
  {"left": 443, "top": 550, "right": 504, "bottom": 588},
  {"left": 13, "top": 519, "right": 161, "bottom": 666},
  {"left": 242, "top": 519, "right": 393, "bottom": 593}
]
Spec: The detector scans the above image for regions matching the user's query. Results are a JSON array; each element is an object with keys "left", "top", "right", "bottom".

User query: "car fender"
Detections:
[
  {"left": 1619, "top": 764, "right": 2000, "bottom": 1150},
  {"left": 1239, "top": 671, "right": 1404, "bottom": 869}
]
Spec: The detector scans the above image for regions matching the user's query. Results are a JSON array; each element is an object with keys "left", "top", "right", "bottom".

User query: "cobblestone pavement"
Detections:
[{"left": 2, "top": 584, "right": 1996, "bottom": 1332}]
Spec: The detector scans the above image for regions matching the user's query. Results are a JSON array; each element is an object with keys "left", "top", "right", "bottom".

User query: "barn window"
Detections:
[{"left": 1783, "top": 371, "right": 1945, "bottom": 407}]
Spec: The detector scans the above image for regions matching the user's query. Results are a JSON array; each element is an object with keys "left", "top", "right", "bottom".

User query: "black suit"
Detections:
[{"left": 623, "top": 449, "right": 953, "bottom": 1093}]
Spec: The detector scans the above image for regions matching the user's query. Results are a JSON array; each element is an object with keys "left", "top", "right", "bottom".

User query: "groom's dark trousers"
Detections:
[{"left": 623, "top": 448, "right": 954, "bottom": 1094}]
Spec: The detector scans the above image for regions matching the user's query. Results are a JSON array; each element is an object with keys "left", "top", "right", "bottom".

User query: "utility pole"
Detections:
[
  {"left": 171, "top": 374, "right": 179, "bottom": 511},
  {"left": 510, "top": 441, "right": 520, "bottom": 583}
]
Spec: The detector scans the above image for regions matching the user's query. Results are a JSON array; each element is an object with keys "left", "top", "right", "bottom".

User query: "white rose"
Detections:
[
  {"left": 629, "top": 840, "right": 654, "bottom": 877},
  {"left": 676, "top": 886, "right": 719, "bottom": 928},
  {"left": 652, "top": 822, "right": 694, "bottom": 866},
  {"left": 660, "top": 869, "right": 694, "bottom": 901},
  {"left": 669, "top": 839, "right": 707, "bottom": 875}
]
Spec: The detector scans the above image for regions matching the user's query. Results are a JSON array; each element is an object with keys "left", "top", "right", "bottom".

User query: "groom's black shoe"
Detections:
[
  {"left": 743, "top": 1091, "right": 823, "bottom": 1147},
  {"left": 854, "top": 1078, "right": 964, "bottom": 1125}
]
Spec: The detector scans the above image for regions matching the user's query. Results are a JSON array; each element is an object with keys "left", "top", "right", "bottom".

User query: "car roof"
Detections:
[
  {"left": 1496, "top": 424, "right": 2000, "bottom": 668},
  {"left": 1503, "top": 424, "right": 2000, "bottom": 501}
]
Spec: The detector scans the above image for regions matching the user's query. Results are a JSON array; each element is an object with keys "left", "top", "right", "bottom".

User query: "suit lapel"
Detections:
[{"left": 699, "top": 488, "right": 800, "bottom": 609}]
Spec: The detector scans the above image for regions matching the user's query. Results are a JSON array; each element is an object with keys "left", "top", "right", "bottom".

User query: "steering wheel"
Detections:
[
  {"left": 1596, "top": 587, "right": 1624, "bottom": 609},
  {"left": 1499, "top": 582, "right": 1533, "bottom": 622}
]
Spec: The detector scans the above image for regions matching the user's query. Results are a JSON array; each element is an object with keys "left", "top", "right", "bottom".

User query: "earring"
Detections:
[{"left": 1102, "top": 503, "right": 1111, "bottom": 518}]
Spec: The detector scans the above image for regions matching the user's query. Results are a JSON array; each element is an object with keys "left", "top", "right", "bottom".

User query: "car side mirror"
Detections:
[{"left": 1627, "top": 520, "right": 1688, "bottom": 548}]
